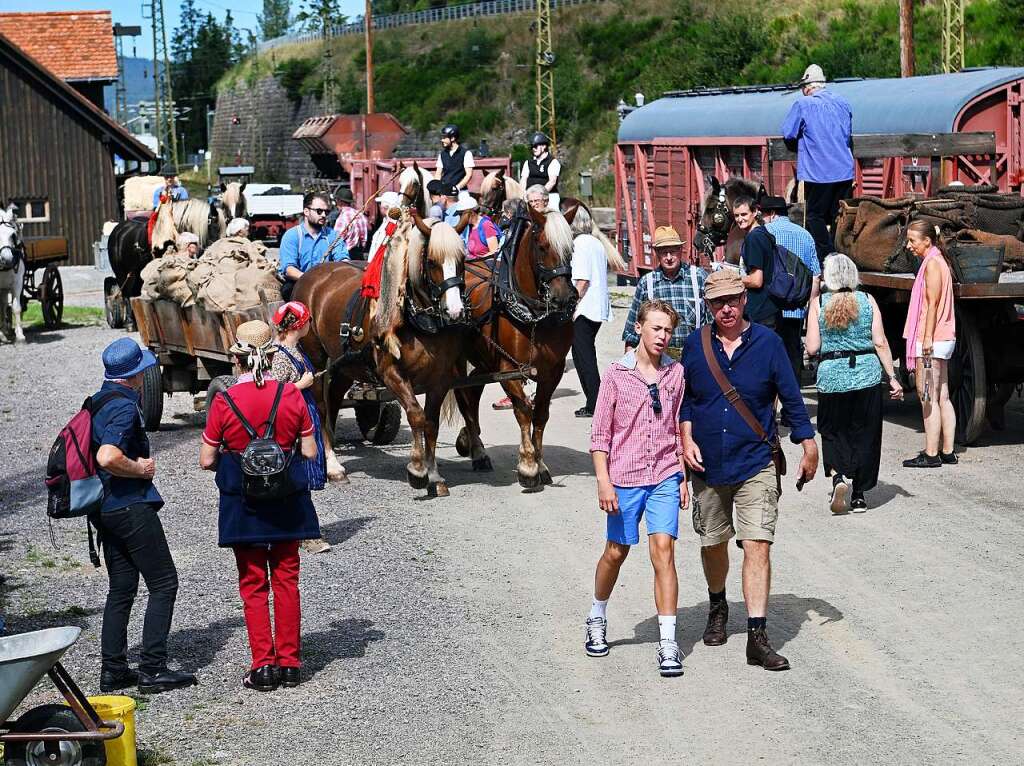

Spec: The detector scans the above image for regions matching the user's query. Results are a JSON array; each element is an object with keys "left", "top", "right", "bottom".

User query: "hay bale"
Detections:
[{"left": 123, "top": 175, "right": 165, "bottom": 212}]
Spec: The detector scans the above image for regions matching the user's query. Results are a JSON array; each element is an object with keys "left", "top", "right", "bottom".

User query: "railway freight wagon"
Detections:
[{"left": 615, "top": 67, "right": 1024, "bottom": 275}]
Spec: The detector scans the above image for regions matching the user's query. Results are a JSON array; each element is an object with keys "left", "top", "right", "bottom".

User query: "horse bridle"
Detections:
[
  {"left": 0, "top": 223, "right": 22, "bottom": 271},
  {"left": 696, "top": 187, "right": 731, "bottom": 257}
]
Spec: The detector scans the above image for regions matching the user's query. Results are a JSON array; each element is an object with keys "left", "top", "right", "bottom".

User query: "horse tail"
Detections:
[{"left": 441, "top": 389, "right": 460, "bottom": 427}]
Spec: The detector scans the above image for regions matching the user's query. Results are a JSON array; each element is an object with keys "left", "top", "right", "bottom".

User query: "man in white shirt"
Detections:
[
  {"left": 434, "top": 125, "right": 474, "bottom": 191},
  {"left": 570, "top": 206, "right": 611, "bottom": 417}
]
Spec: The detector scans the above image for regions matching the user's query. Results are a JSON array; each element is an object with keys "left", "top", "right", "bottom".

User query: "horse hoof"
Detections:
[
  {"left": 472, "top": 456, "right": 493, "bottom": 472},
  {"left": 517, "top": 471, "right": 542, "bottom": 490},
  {"left": 455, "top": 428, "right": 472, "bottom": 458},
  {"left": 407, "top": 470, "right": 430, "bottom": 489},
  {"left": 328, "top": 470, "right": 349, "bottom": 484},
  {"left": 539, "top": 469, "right": 553, "bottom": 485},
  {"left": 428, "top": 482, "right": 450, "bottom": 498}
]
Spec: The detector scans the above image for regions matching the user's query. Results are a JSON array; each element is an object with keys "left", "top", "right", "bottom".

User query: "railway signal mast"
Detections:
[
  {"left": 142, "top": 0, "right": 178, "bottom": 167},
  {"left": 535, "top": 0, "right": 556, "bottom": 153},
  {"left": 942, "top": 0, "right": 965, "bottom": 73}
]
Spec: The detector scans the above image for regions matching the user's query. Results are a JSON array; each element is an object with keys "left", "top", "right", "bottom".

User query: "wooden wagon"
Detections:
[
  {"left": 20, "top": 236, "right": 66, "bottom": 328},
  {"left": 129, "top": 296, "right": 403, "bottom": 443}
]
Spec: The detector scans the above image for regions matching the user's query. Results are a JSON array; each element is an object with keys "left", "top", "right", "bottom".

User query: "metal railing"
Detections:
[{"left": 258, "top": 0, "right": 598, "bottom": 51}]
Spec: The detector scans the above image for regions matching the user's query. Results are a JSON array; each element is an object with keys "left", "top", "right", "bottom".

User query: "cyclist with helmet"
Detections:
[
  {"left": 435, "top": 124, "right": 475, "bottom": 191},
  {"left": 519, "top": 131, "right": 561, "bottom": 211}
]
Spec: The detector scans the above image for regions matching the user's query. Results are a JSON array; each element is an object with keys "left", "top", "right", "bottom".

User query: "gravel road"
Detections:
[{"left": 1, "top": 303, "right": 1023, "bottom": 765}]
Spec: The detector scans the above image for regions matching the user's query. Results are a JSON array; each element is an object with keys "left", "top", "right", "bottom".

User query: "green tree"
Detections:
[
  {"left": 260, "top": 0, "right": 291, "bottom": 40},
  {"left": 294, "top": 0, "right": 345, "bottom": 35}
]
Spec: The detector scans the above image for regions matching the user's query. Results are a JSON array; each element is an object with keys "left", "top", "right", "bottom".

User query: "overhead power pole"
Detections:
[
  {"left": 899, "top": 0, "right": 915, "bottom": 77},
  {"left": 535, "top": 0, "right": 556, "bottom": 153},
  {"left": 143, "top": 0, "right": 178, "bottom": 166},
  {"left": 364, "top": 0, "right": 375, "bottom": 113},
  {"left": 942, "top": 0, "right": 965, "bottom": 73},
  {"left": 112, "top": 24, "right": 141, "bottom": 124}
]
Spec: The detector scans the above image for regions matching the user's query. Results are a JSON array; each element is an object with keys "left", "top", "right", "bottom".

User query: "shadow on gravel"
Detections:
[
  {"left": 320, "top": 516, "right": 375, "bottom": 547},
  {"left": 2, "top": 605, "right": 102, "bottom": 634},
  {"left": 302, "top": 618, "right": 385, "bottom": 678},
  {"left": 864, "top": 480, "right": 914, "bottom": 509},
  {"left": 620, "top": 594, "right": 844, "bottom": 660},
  {"left": 156, "top": 615, "right": 245, "bottom": 672}
]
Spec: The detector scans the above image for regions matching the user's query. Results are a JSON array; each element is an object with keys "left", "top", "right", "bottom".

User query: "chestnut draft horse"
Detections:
[
  {"left": 451, "top": 200, "right": 579, "bottom": 489},
  {"left": 296, "top": 201, "right": 470, "bottom": 496}
]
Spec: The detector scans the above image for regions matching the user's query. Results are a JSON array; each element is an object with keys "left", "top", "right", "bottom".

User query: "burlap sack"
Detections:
[
  {"left": 234, "top": 265, "right": 282, "bottom": 308},
  {"left": 186, "top": 260, "right": 216, "bottom": 302},
  {"left": 154, "top": 253, "right": 194, "bottom": 306},
  {"left": 833, "top": 199, "right": 860, "bottom": 255},
  {"left": 849, "top": 197, "right": 912, "bottom": 272},
  {"left": 140, "top": 258, "right": 161, "bottom": 300},
  {"left": 911, "top": 198, "right": 976, "bottom": 233},
  {"left": 198, "top": 273, "right": 237, "bottom": 312}
]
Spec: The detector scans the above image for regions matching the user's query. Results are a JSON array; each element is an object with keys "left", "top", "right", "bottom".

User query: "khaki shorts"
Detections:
[{"left": 691, "top": 462, "right": 779, "bottom": 547}]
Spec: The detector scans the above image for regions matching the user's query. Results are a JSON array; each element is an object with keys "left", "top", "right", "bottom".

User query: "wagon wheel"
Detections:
[
  {"left": 140, "top": 362, "right": 165, "bottom": 431},
  {"left": 949, "top": 308, "right": 986, "bottom": 446},
  {"left": 40, "top": 264, "right": 64, "bottom": 328},
  {"left": 3, "top": 703, "right": 107, "bottom": 766},
  {"left": 104, "top": 278, "right": 125, "bottom": 329},
  {"left": 355, "top": 400, "right": 402, "bottom": 445},
  {"left": 205, "top": 375, "right": 238, "bottom": 420}
]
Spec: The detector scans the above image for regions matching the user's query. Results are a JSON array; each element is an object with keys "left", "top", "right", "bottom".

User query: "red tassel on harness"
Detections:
[
  {"left": 361, "top": 219, "right": 399, "bottom": 299},
  {"left": 147, "top": 193, "right": 169, "bottom": 248}
]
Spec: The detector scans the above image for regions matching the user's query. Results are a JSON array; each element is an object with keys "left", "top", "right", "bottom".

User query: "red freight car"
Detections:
[{"left": 615, "top": 67, "right": 1024, "bottom": 275}]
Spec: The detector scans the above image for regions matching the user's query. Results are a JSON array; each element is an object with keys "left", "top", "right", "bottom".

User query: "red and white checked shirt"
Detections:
[
  {"left": 590, "top": 352, "right": 685, "bottom": 487},
  {"left": 334, "top": 205, "right": 369, "bottom": 250}
]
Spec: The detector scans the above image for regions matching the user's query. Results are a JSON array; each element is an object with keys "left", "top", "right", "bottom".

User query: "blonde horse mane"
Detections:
[
  {"left": 221, "top": 182, "right": 243, "bottom": 214},
  {"left": 543, "top": 210, "right": 575, "bottom": 263},
  {"left": 151, "top": 203, "right": 178, "bottom": 253},
  {"left": 373, "top": 225, "right": 409, "bottom": 355},
  {"left": 171, "top": 199, "right": 212, "bottom": 245},
  {"left": 407, "top": 219, "right": 464, "bottom": 294},
  {"left": 481, "top": 171, "right": 525, "bottom": 201}
]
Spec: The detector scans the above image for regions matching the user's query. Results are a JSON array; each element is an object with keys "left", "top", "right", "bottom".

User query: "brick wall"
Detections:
[{"left": 211, "top": 76, "right": 323, "bottom": 186}]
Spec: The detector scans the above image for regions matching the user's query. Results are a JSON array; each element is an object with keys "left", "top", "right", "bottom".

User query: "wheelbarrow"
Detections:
[{"left": 0, "top": 626, "right": 123, "bottom": 766}]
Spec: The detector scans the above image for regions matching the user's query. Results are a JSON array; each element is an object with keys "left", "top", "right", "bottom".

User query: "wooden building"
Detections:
[{"left": 0, "top": 29, "right": 154, "bottom": 265}]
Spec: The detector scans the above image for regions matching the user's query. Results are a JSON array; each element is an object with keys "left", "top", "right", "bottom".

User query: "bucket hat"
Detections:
[
  {"left": 652, "top": 225, "right": 686, "bottom": 248},
  {"left": 103, "top": 338, "right": 158, "bottom": 381},
  {"left": 704, "top": 269, "right": 745, "bottom": 300},
  {"left": 798, "top": 64, "right": 826, "bottom": 87}
]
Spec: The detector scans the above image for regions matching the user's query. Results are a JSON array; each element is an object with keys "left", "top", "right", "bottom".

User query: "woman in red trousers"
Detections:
[{"left": 199, "top": 320, "right": 320, "bottom": 691}]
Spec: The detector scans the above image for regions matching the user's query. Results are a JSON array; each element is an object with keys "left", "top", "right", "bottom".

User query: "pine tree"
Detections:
[
  {"left": 259, "top": 0, "right": 291, "bottom": 40},
  {"left": 294, "top": 0, "right": 345, "bottom": 35}
]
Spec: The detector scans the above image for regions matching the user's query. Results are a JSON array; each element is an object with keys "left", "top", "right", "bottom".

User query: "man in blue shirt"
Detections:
[
  {"left": 91, "top": 338, "right": 197, "bottom": 695},
  {"left": 152, "top": 165, "right": 189, "bottom": 209},
  {"left": 761, "top": 196, "right": 821, "bottom": 382},
  {"left": 781, "top": 64, "right": 854, "bottom": 262},
  {"left": 680, "top": 269, "right": 818, "bottom": 672},
  {"left": 733, "top": 197, "right": 779, "bottom": 328},
  {"left": 278, "top": 191, "right": 349, "bottom": 300}
]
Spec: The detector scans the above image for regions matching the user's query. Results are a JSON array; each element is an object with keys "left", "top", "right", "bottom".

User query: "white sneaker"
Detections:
[
  {"left": 657, "top": 639, "right": 684, "bottom": 677},
  {"left": 829, "top": 477, "right": 849, "bottom": 515},
  {"left": 584, "top": 617, "right": 609, "bottom": 657}
]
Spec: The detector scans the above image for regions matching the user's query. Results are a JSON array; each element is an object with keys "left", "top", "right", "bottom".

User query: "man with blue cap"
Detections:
[{"left": 91, "top": 338, "right": 197, "bottom": 695}]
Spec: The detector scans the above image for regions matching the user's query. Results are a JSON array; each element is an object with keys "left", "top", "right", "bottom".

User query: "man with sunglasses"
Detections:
[
  {"left": 278, "top": 192, "right": 350, "bottom": 300},
  {"left": 586, "top": 300, "right": 688, "bottom": 677},
  {"left": 680, "top": 270, "right": 818, "bottom": 671}
]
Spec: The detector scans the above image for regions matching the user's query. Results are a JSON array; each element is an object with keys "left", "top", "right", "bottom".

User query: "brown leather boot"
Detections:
[
  {"left": 702, "top": 600, "right": 728, "bottom": 646},
  {"left": 746, "top": 626, "right": 790, "bottom": 671}
]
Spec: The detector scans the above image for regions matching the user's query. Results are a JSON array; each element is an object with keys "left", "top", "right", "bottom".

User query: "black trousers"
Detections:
[
  {"left": 776, "top": 317, "right": 805, "bottom": 385},
  {"left": 280, "top": 279, "right": 296, "bottom": 302},
  {"left": 571, "top": 316, "right": 602, "bottom": 410},
  {"left": 818, "top": 385, "right": 883, "bottom": 495},
  {"left": 804, "top": 179, "right": 853, "bottom": 262},
  {"left": 96, "top": 503, "right": 179, "bottom": 675}
]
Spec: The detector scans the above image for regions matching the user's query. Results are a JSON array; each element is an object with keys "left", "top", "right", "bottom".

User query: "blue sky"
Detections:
[{"left": 0, "top": 0, "right": 367, "bottom": 58}]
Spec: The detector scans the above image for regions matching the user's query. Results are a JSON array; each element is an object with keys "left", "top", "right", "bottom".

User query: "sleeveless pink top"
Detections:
[{"left": 918, "top": 249, "right": 955, "bottom": 342}]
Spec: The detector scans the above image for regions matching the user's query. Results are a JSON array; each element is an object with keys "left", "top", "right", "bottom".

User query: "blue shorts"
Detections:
[{"left": 607, "top": 473, "right": 681, "bottom": 546}]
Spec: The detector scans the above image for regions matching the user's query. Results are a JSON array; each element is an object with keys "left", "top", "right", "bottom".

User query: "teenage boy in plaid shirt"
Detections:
[{"left": 585, "top": 299, "right": 688, "bottom": 677}]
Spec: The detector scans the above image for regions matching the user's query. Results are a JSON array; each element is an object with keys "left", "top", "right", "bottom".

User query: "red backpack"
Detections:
[{"left": 45, "top": 390, "right": 130, "bottom": 565}]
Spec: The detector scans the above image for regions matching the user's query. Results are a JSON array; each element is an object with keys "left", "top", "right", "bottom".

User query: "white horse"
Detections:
[{"left": 0, "top": 203, "right": 26, "bottom": 343}]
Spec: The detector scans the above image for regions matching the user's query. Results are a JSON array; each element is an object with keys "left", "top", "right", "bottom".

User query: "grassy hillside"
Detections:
[{"left": 221, "top": 0, "right": 1024, "bottom": 202}]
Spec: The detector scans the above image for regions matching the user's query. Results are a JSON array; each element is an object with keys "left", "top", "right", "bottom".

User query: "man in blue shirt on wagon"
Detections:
[
  {"left": 278, "top": 191, "right": 349, "bottom": 301},
  {"left": 781, "top": 64, "right": 855, "bottom": 263}
]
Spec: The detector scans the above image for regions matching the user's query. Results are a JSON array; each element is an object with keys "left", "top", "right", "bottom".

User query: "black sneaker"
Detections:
[
  {"left": 903, "top": 452, "right": 942, "bottom": 468},
  {"left": 940, "top": 451, "right": 958, "bottom": 465},
  {"left": 584, "top": 617, "right": 609, "bottom": 657},
  {"left": 850, "top": 496, "right": 867, "bottom": 513},
  {"left": 829, "top": 475, "right": 849, "bottom": 514},
  {"left": 575, "top": 407, "right": 594, "bottom": 418}
]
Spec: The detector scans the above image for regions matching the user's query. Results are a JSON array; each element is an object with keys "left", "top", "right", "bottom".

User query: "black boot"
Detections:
[
  {"left": 242, "top": 665, "right": 278, "bottom": 692},
  {"left": 138, "top": 668, "right": 198, "bottom": 694},
  {"left": 100, "top": 668, "right": 139, "bottom": 693}
]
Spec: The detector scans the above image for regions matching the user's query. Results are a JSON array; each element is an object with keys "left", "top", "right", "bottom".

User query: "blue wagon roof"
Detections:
[{"left": 618, "top": 67, "right": 1024, "bottom": 142}]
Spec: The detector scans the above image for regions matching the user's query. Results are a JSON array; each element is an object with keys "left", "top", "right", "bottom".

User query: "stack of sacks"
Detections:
[
  {"left": 187, "top": 236, "right": 282, "bottom": 311},
  {"left": 140, "top": 250, "right": 196, "bottom": 306}
]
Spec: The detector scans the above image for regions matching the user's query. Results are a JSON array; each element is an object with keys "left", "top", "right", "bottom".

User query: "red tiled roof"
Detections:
[{"left": 0, "top": 11, "right": 118, "bottom": 82}]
